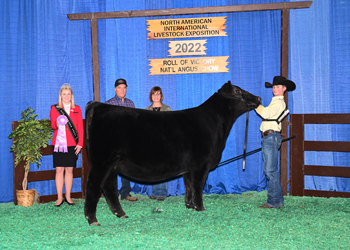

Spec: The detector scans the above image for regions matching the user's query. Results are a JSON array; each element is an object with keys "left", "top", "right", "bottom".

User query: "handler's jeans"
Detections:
[
  {"left": 120, "top": 177, "right": 132, "bottom": 200},
  {"left": 262, "top": 131, "right": 284, "bottom": 207},
  {"left": 152, "top": 182, "right": 168, "bottom": 198}
]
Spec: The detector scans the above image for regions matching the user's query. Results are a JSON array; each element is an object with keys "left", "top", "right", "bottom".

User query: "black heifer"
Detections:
[{"left": 84, "top": 81, "right": 260, "bottom": 226}]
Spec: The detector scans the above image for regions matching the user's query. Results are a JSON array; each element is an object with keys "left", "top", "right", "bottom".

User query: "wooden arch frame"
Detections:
[{"left": 67, "top": 1, "right": 312, "bottom": 195}]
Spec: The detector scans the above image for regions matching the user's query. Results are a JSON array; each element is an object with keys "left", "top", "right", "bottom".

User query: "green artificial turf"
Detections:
[{"left": 1, "top": 191, "right": 349, "bottom": 249}]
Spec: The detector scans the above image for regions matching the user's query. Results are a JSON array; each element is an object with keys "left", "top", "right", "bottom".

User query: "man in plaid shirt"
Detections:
[{"left": 105, "top": 78, "right": 138, "bottom": 201}]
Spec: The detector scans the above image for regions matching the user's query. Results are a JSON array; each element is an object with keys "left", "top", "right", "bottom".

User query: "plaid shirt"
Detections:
[{"left": 105, "top": 95, "right": 135, "bottom": 108}]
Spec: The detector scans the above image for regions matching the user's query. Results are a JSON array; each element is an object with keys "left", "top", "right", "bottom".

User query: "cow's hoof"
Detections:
[
  {"left": 89, "top": 222, "right": 101, "bottom": 226},
  {"left": 192, "top": 209, "right": 205, "bottom": 212},
  {"left": 186, "top": 203, "right": 195, "bottom": 209},
  {"left": 116, "top": 213, "right": 128, "bottom": 218},
  {"left": 196, "top": 208, "right": 206, "bottom": 212}
]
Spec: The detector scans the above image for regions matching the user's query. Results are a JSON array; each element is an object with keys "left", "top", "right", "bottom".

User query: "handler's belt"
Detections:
[
  {"left": 53, "top": 105, "right": 79, "bottom": 144},
  {"left": 262, "top": 130, "right": 280, "bottom": 137}
]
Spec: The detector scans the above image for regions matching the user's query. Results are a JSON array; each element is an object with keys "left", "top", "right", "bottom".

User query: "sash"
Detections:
[{"left": 53, "top": 105, "right": 79, "bottom": 144}]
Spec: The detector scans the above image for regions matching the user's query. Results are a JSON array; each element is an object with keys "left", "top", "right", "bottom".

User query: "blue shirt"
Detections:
[{"left": 106, "top": 95, "right": 135, "bottom": 108}]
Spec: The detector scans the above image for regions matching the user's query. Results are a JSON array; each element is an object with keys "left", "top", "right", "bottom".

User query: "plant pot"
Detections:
[{"left": 16, "top": 190, "right": 35, "bottom": 207}]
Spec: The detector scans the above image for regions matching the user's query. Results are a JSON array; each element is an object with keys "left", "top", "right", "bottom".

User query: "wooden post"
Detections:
[
  {"left": 12, "top": 122, "right": 25, "bottom": 205},
  {"left": 289, "top": 114, "right": 305, "bottom": 196},
  {"left": 289, "top": 113, "right": 350, "bottom": 198},
  {"left": 81, "top": 120, "right": 90, "bottom": 198},
  {"left": 280, "top": 7, "right": 289, "bottom": 195},
  {"left": 91, "top": 17, "right": 100, "bottom": 102}
]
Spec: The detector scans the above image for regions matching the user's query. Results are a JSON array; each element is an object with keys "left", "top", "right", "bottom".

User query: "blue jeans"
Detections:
[
  {"left": 120, "top": 177, "right": 131, "bottom": 200},
  {"left": 152, "top": 182, "right": 168, "bottom": 198},
  {"left": 262, "top": 131, "right": 283, "bottom": 207}
]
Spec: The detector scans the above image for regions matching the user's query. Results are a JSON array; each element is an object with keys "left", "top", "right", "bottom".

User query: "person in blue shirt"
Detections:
[{"left": 105, "top": 78, "right": 138, "bottom": 201}]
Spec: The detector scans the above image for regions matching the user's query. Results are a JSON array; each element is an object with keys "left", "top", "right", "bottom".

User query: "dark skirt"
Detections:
[{"left": 53, "top": 146, "right": 78, "bottom": 168}]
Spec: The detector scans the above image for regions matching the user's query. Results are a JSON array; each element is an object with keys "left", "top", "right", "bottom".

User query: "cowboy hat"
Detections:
[{"left": 265, "top": 76, "right": 296, "bottom": 91}]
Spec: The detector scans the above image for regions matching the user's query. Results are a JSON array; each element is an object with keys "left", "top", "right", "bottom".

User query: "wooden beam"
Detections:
[
  {"left": 39, "top": 192, "right": 82, "bottom": 203},
  {"left": 280, "top": 7, "right": 289, "bottom": 196},
  {"left": 289, "top": 114, "right": 305, "bottom": 196},
  {"left": 91, "top": 18, "right": 100, "bottom": 102},
  {"left": 28, "top": 169, "right": 82, "bottom": 182},
  {"left": 68, "top": 2, "right": 313, "bottom": 20},
  {"left": 304, "top": 190, "right": 350, "bottom": 198},
  {"left": 304, "top": 141, "right": 350, "bottom": 152},
  {"left": 304, "top": 113, "right": 350, "bottom": 124},
  {"left": 281, "top": 8, "right": 289, "bottom": 78},
  {"left": 12, "top": 123, "right": 24, "bottom": 205},
  {"left": 304, "top": 165, "right": 350, "bottom": 178},
  {"left": 81, "top": 120, "right": 90, "bottom": 198}
]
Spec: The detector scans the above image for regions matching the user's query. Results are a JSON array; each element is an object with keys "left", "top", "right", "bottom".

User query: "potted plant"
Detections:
[{"left": 8, "top": 107, "right": 53, "bottom": 206}]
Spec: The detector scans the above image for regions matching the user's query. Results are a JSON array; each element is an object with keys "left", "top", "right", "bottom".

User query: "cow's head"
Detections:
[{"left": 218, "top": 81, "right": 261, "bottom": 110}]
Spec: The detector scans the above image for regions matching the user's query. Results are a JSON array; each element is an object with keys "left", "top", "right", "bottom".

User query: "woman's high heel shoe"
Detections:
[
  {"left": 54, "top": 199, "right": 65, "bottom": 207},
  {"left": 65, "top": 198, "right": 76, "bottom": 206}
]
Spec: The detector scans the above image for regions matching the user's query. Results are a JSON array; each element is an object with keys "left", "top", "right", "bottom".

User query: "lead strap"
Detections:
[{"left": 243, "top": 111, "right": 249, "bottom": 171}]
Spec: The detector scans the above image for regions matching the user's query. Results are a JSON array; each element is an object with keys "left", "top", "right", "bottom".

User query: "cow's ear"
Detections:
[{"left": 218, "top": 81, "right": 232, "bottom": 97}]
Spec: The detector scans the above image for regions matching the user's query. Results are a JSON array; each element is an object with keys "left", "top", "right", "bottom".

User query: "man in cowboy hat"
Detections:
[{"left": 255, "top": 76, "right": 296, "bottom": 208}]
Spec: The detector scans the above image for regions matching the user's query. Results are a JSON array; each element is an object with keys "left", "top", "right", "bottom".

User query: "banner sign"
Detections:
[
  {"left": 149, "top": 56, "right": 229, "bottom": 75},
  {"left": 147, "top": 17, "right": 227, "bottom": 39},
  {"left": 168, "top": 40, "right": 207, "bottom": 56}
]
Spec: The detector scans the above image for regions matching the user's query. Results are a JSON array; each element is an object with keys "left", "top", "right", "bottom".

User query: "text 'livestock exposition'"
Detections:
[{"left": 147, "top": 17, "right": 227, "bottom": 39}]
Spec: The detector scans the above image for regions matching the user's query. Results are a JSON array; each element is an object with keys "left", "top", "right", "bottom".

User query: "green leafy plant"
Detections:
[{"left": 8, "top": 107, "right": 53, "bottom": 190}]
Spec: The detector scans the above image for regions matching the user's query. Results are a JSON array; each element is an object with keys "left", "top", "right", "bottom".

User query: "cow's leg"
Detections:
[
  {"left": 84, "top": 170, "right": 104, "bottom": 226},
  {"left": 183, "top": 173, "right": 194, "bottom": 209},
  {"left": 103, "top": 170, "right": 127, "bottom": 219},
  {"left": 191, "top": 168, "right": 210, "bottom": 211}
]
